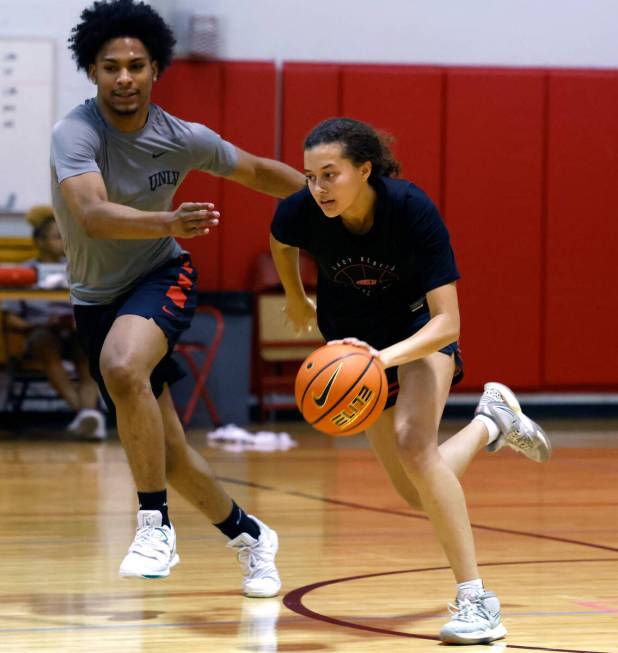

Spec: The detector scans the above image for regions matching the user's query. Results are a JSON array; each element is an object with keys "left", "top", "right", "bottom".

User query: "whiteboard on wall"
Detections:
[{"left": 0, "top": 38, "right": 55, "bottom": 212}]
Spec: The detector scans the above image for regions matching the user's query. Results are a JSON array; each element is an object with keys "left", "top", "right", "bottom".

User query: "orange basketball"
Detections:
[{"left": 295, "top": 343, "right": 388, "bottom": 436}]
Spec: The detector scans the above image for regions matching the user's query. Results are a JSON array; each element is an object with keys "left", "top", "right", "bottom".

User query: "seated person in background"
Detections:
[{"left": 3, "top": 205, "right": 106, "bottom": 439}]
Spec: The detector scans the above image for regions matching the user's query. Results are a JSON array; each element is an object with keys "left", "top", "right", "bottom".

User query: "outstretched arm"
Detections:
[
  {"left": 227, "top": 148, "right": 305, "bottom": 198},
  {"left": 60, "top": 171, "right": 220, "bottom": 240}
]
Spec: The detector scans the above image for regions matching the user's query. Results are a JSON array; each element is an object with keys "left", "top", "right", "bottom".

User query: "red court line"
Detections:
[
  {"left": 219, "top": 475, "right": 616, "bottom": 651},
  {"left": 283, "top": 559, "right": 618, "bottom": 653}
]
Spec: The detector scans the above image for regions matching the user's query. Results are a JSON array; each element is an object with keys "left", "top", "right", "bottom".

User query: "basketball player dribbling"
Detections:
[
  {"left": 51, "top": 0, "right": 305, "bottom": 592},
  {"left": 269, "top": 117, "right": 552, "bottom": 644}
]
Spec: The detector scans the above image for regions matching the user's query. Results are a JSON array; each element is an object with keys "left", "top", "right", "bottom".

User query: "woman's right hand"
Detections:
[{"left": 284, "top": 295, "right": 317, "bottom": 334}]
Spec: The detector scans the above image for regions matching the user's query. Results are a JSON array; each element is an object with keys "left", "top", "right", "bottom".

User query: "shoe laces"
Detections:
[
  {"left": 447, "top": 597, "right": 491, "bottom": 623},
  {"left": 131, "top": 526, "right": 170, "bottom": 556},
  {"left": 235, "top": 540, "right": 274, "bottom": 578}
]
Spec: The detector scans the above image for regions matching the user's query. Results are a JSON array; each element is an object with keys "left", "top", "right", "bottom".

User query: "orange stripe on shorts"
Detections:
[
  {"left": 177, "top": 272, "right": 193, "bottom": 289},
  {"left": 166, "top": 285, "right": 187, "bottom": 309}
]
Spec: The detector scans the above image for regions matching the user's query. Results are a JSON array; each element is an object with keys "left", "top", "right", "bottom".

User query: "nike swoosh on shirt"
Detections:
[
  {"left": 312, "top": 363, "right": 343, "bottom": 407},
  {"left": 152, "top": 151, "right": 166, "bottom": 158}
]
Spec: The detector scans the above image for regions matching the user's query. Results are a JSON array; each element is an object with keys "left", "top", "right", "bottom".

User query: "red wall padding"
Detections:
[
  {"left": 219, "top": 62, "right": 278, "bottom": 290},
  {"left": 281, "top": 63, "right": 341, "bottom": 170},
  {"left": 340, "top": 65, "right": 444, "bottom": 207},
  {"left": 152, "top": 61, "right": 224, "bottom": 289},
  {"left": 544, "top": 71, "right": 618, "bottom": 387},
  {"left": 444, "top": 69, "right": 545, "bottom": 390},
  {"left": 152, "top": 60, "right": 618, "bottom": 391}
]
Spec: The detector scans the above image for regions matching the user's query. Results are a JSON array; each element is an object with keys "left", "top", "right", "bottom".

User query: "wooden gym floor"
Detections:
[{"left": 0, "top": 418, "right": 616, "bottom": 652}]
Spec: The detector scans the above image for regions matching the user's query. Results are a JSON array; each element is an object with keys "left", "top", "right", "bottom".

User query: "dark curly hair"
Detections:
[
  {"left": 68, "top": 0, "right": 176, "bottom": 74},
  {"left": 304, "top": 117, "right": 400, "bottom": 180}
]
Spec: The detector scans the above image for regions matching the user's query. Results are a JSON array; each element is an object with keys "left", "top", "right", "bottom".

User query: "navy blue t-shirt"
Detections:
[{"left": 270, "top": 176, "right": 460, "bottom": 350}]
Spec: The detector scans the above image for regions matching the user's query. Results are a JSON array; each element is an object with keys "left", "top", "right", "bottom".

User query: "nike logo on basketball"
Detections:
[
  {"left": 312, "top": 363, "right": 342, "bottom": 407},
  {"left": 152, "top": 151, "right": 166, "bottom": 158}
]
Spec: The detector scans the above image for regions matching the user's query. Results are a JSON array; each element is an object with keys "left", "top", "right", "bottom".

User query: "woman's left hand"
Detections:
[{"left": 327, "top": 337, "right": 379, "bottom": 358}]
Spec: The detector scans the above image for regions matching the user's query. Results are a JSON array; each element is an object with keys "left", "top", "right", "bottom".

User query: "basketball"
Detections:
[{"left": 295, "top": 343, "right": 388, "bottom": 436}]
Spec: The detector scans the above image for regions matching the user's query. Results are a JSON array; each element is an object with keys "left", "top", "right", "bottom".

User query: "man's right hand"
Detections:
[{"left": 168, "top": 202, "right": 220, "bottom": 238}]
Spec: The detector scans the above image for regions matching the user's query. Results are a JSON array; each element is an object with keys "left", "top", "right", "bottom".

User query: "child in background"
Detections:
[{"left": 3, "top": 205, "right": 106, "bottom": 439}]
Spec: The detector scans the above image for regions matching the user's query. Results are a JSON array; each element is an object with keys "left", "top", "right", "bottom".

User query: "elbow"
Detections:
[
  {"left": 450, "top": 318, "right": 461, "bottom": 343},
  {"left": 81, "top": 217, "right": 99, "bottom": 239},
  {"left": 439, "top": 314, "right": 460, "bottom": 345},
  {"left": 77, "top": 207, "right": 103, "bottom": 239}
]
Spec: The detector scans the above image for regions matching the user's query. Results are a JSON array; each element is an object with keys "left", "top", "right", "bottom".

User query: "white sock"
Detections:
[
  {"left": 457, "top": 578, "right": 484, "bottom": 599},
  {"left": 474, "top": 414, "right": 500, "bottom": 444}
]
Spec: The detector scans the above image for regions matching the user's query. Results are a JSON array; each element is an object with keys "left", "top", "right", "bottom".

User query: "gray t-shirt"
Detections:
[{"left": 50, "top": 99, "right": 238, "bottom": 304}]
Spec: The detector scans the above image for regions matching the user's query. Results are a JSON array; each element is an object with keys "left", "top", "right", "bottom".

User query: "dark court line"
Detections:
[
  {"left": 283, "top": 559, "right": 617, "bottom": 653},
  {"left": 219, "top": 477, "right": 618, "bottom": 553}
]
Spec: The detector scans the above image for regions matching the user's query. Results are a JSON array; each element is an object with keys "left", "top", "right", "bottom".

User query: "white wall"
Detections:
[
  {"left": 0, "top": 0, "right": 93, "bottom": 121},
  {"left": 2, "top": 0, "right": 617, "bottom": 125},
  {"left": 0, "top": 0, "right": 616, "bottom": 212},
  {"left": 153, "top": 0, "right": 618, "bottom": 68}
]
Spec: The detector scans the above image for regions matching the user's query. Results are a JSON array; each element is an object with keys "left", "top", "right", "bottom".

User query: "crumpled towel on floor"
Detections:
[{"left": 207, "top": 424, "right": 298, "bottom": 452}]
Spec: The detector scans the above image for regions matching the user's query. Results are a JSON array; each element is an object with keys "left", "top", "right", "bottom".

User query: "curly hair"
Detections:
[
  {"left": 68, "top": 0, "right": 176, "bottom": 73},
  {"left": 304, "top": 117, "right": 400, "bottom": 180},
  {"left": 25, "top": 205, "right": 56, "bottom": 241}
]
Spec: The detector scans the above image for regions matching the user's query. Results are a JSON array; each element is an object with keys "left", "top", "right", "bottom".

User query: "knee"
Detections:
[
  {"left": 100, "top": 355, "right": 150, "bottom": 398},
  {"left": 394, "top": 418, "right": 439, "bottom": 475}
]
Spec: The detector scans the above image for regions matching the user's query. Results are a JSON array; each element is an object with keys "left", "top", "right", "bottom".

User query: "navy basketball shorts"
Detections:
[
  {"left": 384, "top": 342, "right": 464, "bottom": 410},
  {"left": 73, "top": 253, "right": 198, "bottom": 414}
]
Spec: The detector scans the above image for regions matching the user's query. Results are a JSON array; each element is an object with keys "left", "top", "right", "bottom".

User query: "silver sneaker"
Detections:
[
  {"left": 439, "top": 591, "right": 507, "bottom": 644},
  {"left": 227, "top": 516, "right": 281, "bottom": 598},
  {"left": 476, "top": 382, "right": 551, "bottom": 462},
  {"left": 119, "top": 510, "right": 179, "bottom": 579}
]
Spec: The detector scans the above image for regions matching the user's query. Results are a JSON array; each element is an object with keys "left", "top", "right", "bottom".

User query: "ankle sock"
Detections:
[
  {"left": 137, "top": 489, "right": 170, "bottom": 527},
  {"left": 214, "top": 501, "right": 261, "bottom": 540},
  {"left": 457, "top": 578, "right": 484, "bottom": 600},
  {"left": 474, "top": 414, "right": 500, "bottom": 444}
]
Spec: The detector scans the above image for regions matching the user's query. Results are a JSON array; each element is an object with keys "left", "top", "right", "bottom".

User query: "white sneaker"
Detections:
[
  {"left": 227, "top": 516, "right": 281, "bottom": 598},
  {"left": 68, "top": 408, "right": 107, "bottom": 440},
  {"left": 475, "top": 382, "right": 552, "bottom": 462},
  {"left": 119, "top": 510, "right": 179, "bottom": 579},
  {"left": 439, "top": 591, "right": 507, "bottom": 644}
]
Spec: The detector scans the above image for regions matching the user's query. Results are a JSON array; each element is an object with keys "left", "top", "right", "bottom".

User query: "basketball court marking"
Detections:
[
  {"left": 219, "top": 477, "right": 618, "bottom": 553},
  {"left": 283, "top": 559, "right": 617, "bottom": 653},
  {"left": 217, "top": 476, "right": 616, "bottom": 651}
]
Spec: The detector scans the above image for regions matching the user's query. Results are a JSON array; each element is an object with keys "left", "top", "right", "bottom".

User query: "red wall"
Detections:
[
  {"left": 152, "top": 61, "right": 277, "bottom": 290},
  {"left": 444, "top": 69, "right": 545, "bottom": 390},
  {"left": 153, "top": 60, "right": 618, "bottom": 391},
  {"left": 544, "top": 71, "right": 618, "bottom": 388},
  {"left": 152, "top": 61, "right": 223, "bottom": 288}
]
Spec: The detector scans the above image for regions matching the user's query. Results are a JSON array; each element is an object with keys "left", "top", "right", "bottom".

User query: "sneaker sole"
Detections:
[
  {"left": 119, "top": 553, "right": 180, "bottom": 579},
  {"left": 485, "top": 382, "right": 552, "bottom": 462},
  {"left": 514, "top": 413, "right": 552, "bottom": 462},
  {"left": 440, "top": 622, "right": 507, "bottom": 644},
  {"left": 244, "top": 584, "right": 281, "bottom": 598}
]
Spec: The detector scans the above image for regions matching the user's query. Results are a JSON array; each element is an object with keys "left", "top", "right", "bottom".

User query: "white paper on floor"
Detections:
[{"left": 207, "top": 424, "right": 298, "bottom": 452}]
